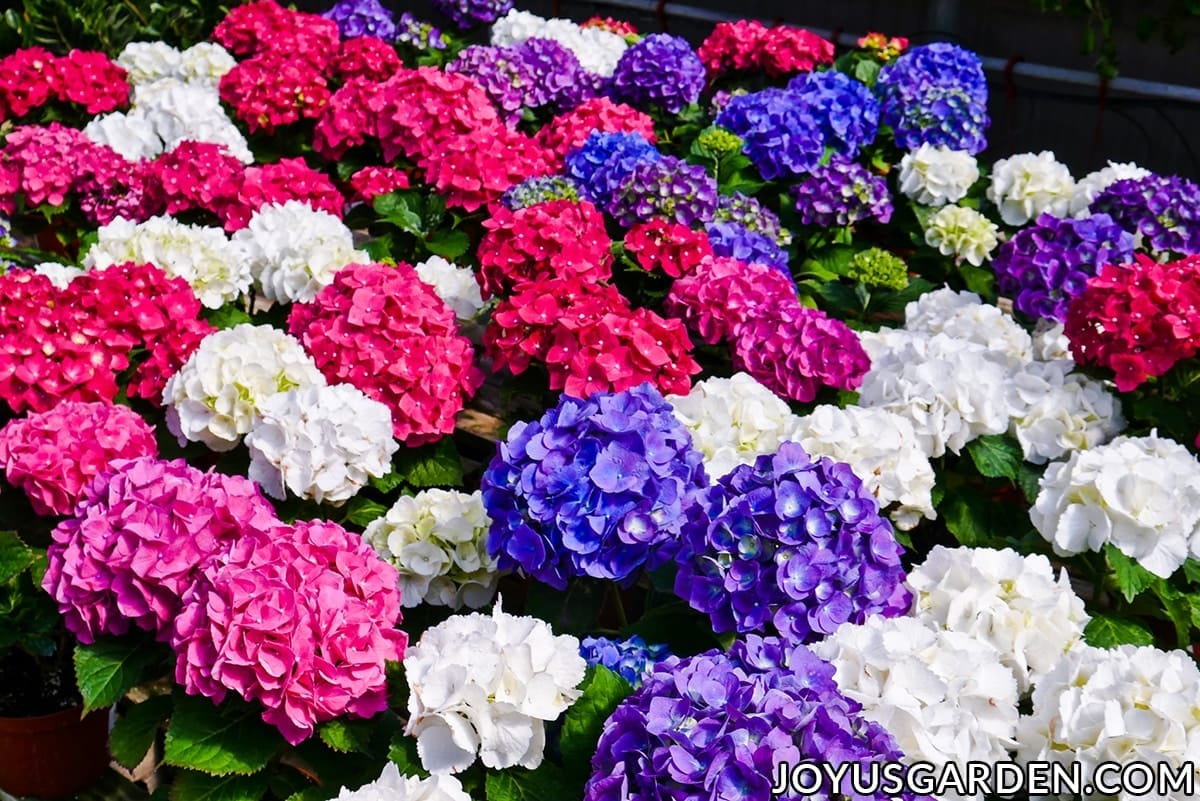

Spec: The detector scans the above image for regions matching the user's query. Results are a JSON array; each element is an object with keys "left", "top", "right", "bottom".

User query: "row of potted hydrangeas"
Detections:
[{"left": 1, "top": 0, "right": 1199, "bottom": 799}]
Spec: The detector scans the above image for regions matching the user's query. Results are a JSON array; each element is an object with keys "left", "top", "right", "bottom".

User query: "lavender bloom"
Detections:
[
  {"left": 714, "top": 192, "right": 793, "bottom": 247},
  {"left": 787, "top": 69, "right": 880, "bottom": 158},
  {"left": 791, "top": 160, "right": 894, "bottom": 227},
  {"left": 674, "top": 442, "right": 910, "bottom": 644},
  {"left": 585, "top": 635, "right": 926, "bottom": 801},
  {"left": 564, "top": 131, "right": 662, "bottom": 208},
  {"left": 432, "top": 0, "right": 513, "bottom": 29},
  {"left": 482, "top": 384, "right": 708, "bottom": 591},
  {"left": 1092, "top": 174, "right": 1200, "bottom": 256},
  {"left": 323, "top": 0, "right": 396, "bottom": 40},
  {"left": 447, "top": 45, "right": 528, "bottom": 125},
  {"left": 715, "top": 88, "right": 824, "bottom": 180},
  {"left": 517, "top": 38, "right": 603, "bottom": 114},
  {"left": 579, "top": 635, "right": 671, "bottom": 687},
  {"left": 993, "top": 212, "right": 1136, "bottom": 322},
  {"left": 609, "top": 155, "right": 720, "bottom": 228},
  {"left": 876, "top": 42, "right": 990, "bottom": 154},
  {"left": 610, "top": 34, "right": 706, "bottom": 114},
  {"left": 500, "top": 175, "right": 581, "bottom": 210},
  {"left": 705, "top": 221, "right": 790, "bottom": 274},
  {"left": 395, "top": 12, "right": 446, "bottom": 50}
]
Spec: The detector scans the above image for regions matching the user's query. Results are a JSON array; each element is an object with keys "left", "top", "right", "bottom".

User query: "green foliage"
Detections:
[
  {"left": 1083, "top": 613, "right": 1156, "bottom": 647},
  {"left": 170, "top": 770, "right": 271, "bottom": 801},
  {"left": 485, "top": 764, "right": 574, "bottom": 801},
  {"left": 110, "top": 694, "right": 175, "bottom": 769},
  {"left": 1, "top": 0, "right": 228, "bottom": 55},
  {"left": 371, "top": 437, "right": 465, "bottom": 494},
  {"left": 164, "top": 693, "right": 283, "bottom": 776},
  {"left": 74, "top": 634, "right": 170, "bottom": 713},
  {"left": 559, "top": 666, "right": 634, "bottom": 772}
]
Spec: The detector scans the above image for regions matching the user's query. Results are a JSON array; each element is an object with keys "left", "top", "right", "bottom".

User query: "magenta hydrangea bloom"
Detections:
[
  {"left": 43, "top": 456, "right": 283, "bottom": 644},
  {"left": 663, "top": 256, "right": 797, "bottom": 345},
  {"left": 0, "top": 402, "right": 158, "bottom": 516},
  {"left": 172, "top": 520, "right": 406, "bottom": 744}
]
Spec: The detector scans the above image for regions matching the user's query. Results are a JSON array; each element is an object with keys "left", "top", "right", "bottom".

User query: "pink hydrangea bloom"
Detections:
[
  {"left": 478, "top": 199, "right": 612, "bottom": 297},
  {"left": 535, "top": 97, "right": 657, "bottom": 168},
  {"left": 348, "top": 166, "right": 410, "bottom": 203},
  {"left": 313, "top": 77, "right": 382, "bottom": 161},
  {"left": 215, "top": 158, "right": 344, "bottom": 231},
  {"left": 0, "top": 123, "right": 92, "bottom": 209},
  {"left": 417, "top": 126, "right": 550, "bottom": 213},
  {"left": 56, "top": 49, "right": 130, "bottom": 115},
  {"left": 0, "top": 402, "right": 158, "bottom": 516},
  {"left": 330, "top": 36, "right": 401, "bottom": 83},
  {"left": 74, "top": 147, "right": 165, "bottom": 225},
  {"left": 0, "top": 48, "right": 64, "bottom": 120},
  {"left": 663, "top": 256, "right": 796, "bottom": 344},
  {"left": 213, "top": 0, "right": 339, "bottom": 64},
  {"left": 152, "top": 141, "right": 245, "bottom": 217},
  {"left": 219, "top": 52, "right": 331, "bottom": 136},
  {"left": 372, "top": 68, "right": 500, "bottom": 163}
]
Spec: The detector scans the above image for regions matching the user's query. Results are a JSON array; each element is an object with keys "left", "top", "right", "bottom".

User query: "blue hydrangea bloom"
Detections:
[
  {"left": 715, "top": 88, "right": 825, "bottom": 181},
  {"left": 714, "top": 192, "right": 792, "bottom": 247},
  {"left": 483, "top": 383, "right": 708, "bottom": 590},
  {"left": 432, "top": 0, "right": 513, "bottom": 29},
  {"left": 705, "top": 221, "right": 791, "bottom": 274},
  {"left": 610, "top": 34, "right": 706, "bottom": 114},
  {"left": 1092, "top": 174, "right": 1200, "bottom": 256},
  {"left": 579, "top": 635, "right": 671, "bottom": 687},
  {"left": 564, "top": 131, "right": 662, "bottom": 208},
  {"left": 609, "top": 155, "right": 719, "bottom": 228},
  {"left": 500, "top": 175, "right": 581, "bottom": 210},
  {"left": 323, "top": 0, "right": 397, "bottom": 40},
  {"left": 876, "top": 42, "right": 990, "bottom": 154},
  {"left": 787, "top": 70, "right": 880, "bottom": 158}
]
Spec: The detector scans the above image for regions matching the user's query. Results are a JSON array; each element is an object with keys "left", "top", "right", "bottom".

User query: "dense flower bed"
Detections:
[{"left": 2, "top": 2, "right": 1200, "bottom": 801}]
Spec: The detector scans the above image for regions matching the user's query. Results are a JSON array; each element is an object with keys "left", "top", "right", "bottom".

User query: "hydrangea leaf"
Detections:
[
  {"left": 317, "top": 718, "right": 375, "bottom": 754},
  {"left": 1083, "top": 614, "right": 1155, "bottom": 648},
  {"left": 966, "top": 434, "right": 1023, "bottom": 481},
  {"left": 170, "top": 769, "right": 270, "bottom": 801},
  {"left": 74, "top": 634, "right": 169, "bottom": 714},
  {"left": 389, "top": 438, "right": 464, "bottom": 489},
  {"left": 559, "top": 665, "right": 633, "bottom": 769},
  {"left": 164, "top": 694, "right": 282, "bottom": 776},
  {"left": 1104, "top": 544, "right": 1157, "bottom": 603},
  {"left": 110, "top": 694, "right": 174, "bottom": 769},
  {"left": 387, "top": 731, "right": 430, "bottom": 779},
  {"left": 205, "top": 306, "right": 253, "bottom": 331},
  {"left": 485, "top": 764, "right": 572, "bottom": 801},
  {"left": 0, "top": 530, "right": 35, "bottom": 585},
  {"left": 344, "top": 497, "right": 389, "bottom": 529},
  {"left": 424, "top": 229, "right": 470, "bottom": 260}
]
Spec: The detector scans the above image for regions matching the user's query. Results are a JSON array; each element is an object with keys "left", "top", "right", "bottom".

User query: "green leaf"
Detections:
[
  {"left": 525, "top": 579, "right": 605, "bottom": 637},
  {"left": 853, "top": 59, "right": 881, "bottom": 86},
  {"left": 171, "top": 770, "right": 270, "bottom": 801},
  {"left": 1183, "top": 558, "right": 1200, "bottom": 586},
  {"left": 485, "top": 764, "right": 573, "bottom": 801},
  {"left": 344, "top": 497, "right": 389, "bottom": 528},
  {"left": 559, "top": 666, "right": 633, "bottom": 768},
  {"left": 1104, "top": 544, "right": 1156, "bottom": 603},
  {"left": 318, "top": 718, "right": 375, "bottom": 754},
  {"left": 164, "top": 694, "right": 281, "bottom": 776},
  {"left": 368, "top": 468, "right": 407, "bottom": 495},
  {"left": 940, "top": 486, "right": 1031, "bottom": 548},
  {"left": 392, "top": 438, "right": 464, "bottom": 489},
  {"left": 958, "top": 263, "right": 995, "bottom": 299},
  {"left": 1083, "top": 614, "right": 1155, "bottom": 648},
  {"left": 424, "top": 229, "right": 470, "bottom": 260},
  {"left": 966, "top": 435, "right": 1023, "bottom": 481},
  {"left": 74, "top": 635, "right": 168, "bottom": 713},
  {"left": 387, "top": 731, "right": 429, "bottom": 778},
  {"left": 206, "top": 306, "right": 253, "bottom": 330},
  {"left": 374, "top": 193, "right": 424, "bottom": 236},
  {"left": 110, "top": 694, "right": 174, "bottom": 769},
  {"left": 0, "top": 530, "right": 35, "bottom": 585},
  {"left": 1151, "top": 582, "right": 1193, "bottom": 646},
  {"left": 1016, "top": 463, "right": 1044, "bottom": 504}
]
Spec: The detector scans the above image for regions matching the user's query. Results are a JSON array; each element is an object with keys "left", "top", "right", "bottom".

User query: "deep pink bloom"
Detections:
[
  {"left": 330, "top": 36, "right": 402, "bottom": 83},
  {"left": 219, "top": 52, "right": 331, "bottom": 135},
  {"left": 215, "top": 158, "right": 344, "bottom": 231},
  {"left": 56, "top": 50, "right": 130, "bottom": 114},
  {"left": 151, "top": 141, "right": 245, "bottom": 217},
  {"left": 623, "top": 220, "right": 713, "bottom": 278},
  {"left": 478, "top": 199, "right": 612, "bottom": 297},
  {"left": 535, "top": 97, "right": 657, "bottom": 168},
  {"left": 212, "top": 0, "right": 339, "bottom": 65},
  {"left": 348, "top": 166, "right": 410, "bottom": 203},
  {"left": 663, "top": 256, "right": 796, "bottom": 344},
  {"left": 0, "top": 48, "right": 64, "bottom": 120},
  {"left": 313, "top": 77, "right": 383, "bottom": 160}
]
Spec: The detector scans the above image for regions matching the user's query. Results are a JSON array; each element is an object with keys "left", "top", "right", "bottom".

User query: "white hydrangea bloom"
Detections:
[
  {"left": 665, "top": 372, "right": 801, "bottom": 479},
  {"left": 404, "top": 602, "right": 587, "bottom": 774},
  {"left": 116, "top": 41, "right": 182, "bottom": 86},
  {"left": 857, "top": 331, "right": 1015, "bottom": 458},
  {"left": 490, "top": 9, "right": 626, "bottom": 76},
  {"left": 1031, "top": 434, "right": 1200, "bottom": 578},
  {"left": 83, "top": 109, "right": 163, "bottom": 161},
  {"left": 904, "top": 287, "right": 1033, "bottom": 366},
  {"left": 246, "top": 384, "right": 397, "bottom": 506},
  {"left": 897, "top": 144, "right": 979, "bottom": 207},
  {"left": 987, "top": 151, "right": 1075, "bottom": 226},
  {"left": 335, "top": 763, "right": 471, "bottom": 801},
  {"left": 135, "top": 82, "right": 254, "bottom": 163},
  {"left": 789, "top": 405, "right": 936, "bottom": 530},
  {"left": 1069, "top": 160, "right": 1152, "bottom": 217},
  {"left": 32, "top": 262, "right": 84, "bottom": 289},
  {"left": 923, "top": 205, "right": 999, "bottom": 267},
  {"left": 1016, "top": 644, "right": 1200, "bottom": 800},
  {"left": 83, "top": 215, "right": 252, "bottom": 308},
  {"left": 163, "top": 324, "right": 326, "bottom": 451},
  {"left": 1031, "top": 319, "right": 1073, "bottom": 363},
  {"left": 1007, "top": 359, "right": 1124, "bottom": 464},
  {"left": 363, "top": 489, "right": 500, "bottom": 610},
  {"left": 234, "top": 201, "right": 367, "bottom": 304},
  {"left": 813, "top": 615, "right": 1019, "bottom": 799},
  {"left": 413, "top": 256, "right": 486, "bottom": 320},
  {"left": 907, "top": 546, "right": 1090, "bottom": 694},
  {"left": 179, "top": 42, "right": 237, "bottom": 87}
]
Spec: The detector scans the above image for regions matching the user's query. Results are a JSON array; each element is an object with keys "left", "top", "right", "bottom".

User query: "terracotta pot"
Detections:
[{"left": 0, "top": 705, "right": 110, "bottom": 798}]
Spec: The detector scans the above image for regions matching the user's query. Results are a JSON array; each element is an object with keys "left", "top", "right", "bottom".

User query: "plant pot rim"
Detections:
[{"left": 0, "top": 702, "right": 103, "bottom": 733}]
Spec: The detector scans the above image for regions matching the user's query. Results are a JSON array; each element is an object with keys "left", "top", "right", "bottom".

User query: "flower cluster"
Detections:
[
  {"left": 535, "top": 97, "right": 656, "bottom": 165},
  {"left": 714, "top": 191, "right": 792, "bottom": 246},
  {"left": 704, "top": 221, "right": 789, "bottom": 273},
  {"left": 923, "top": 204, "right": 1000, "bottom": 266},
  {"left": 395, "top": 13, "right": 447, "bottom": 51},
  {"left": 490, "top": 9, "right": 628, "bottom": 77},
  {"left": 622, "top": 219, "right": 713, "bottom": 277},
  {"left": 330, "top": 36, "right": 402, "bottom": 82},
  {"left": 483, "top": 384, "right": 707, "bottom": 589},
  {"left": 334, "top": 765, "right": 470, "bottom": 801},
  {"left": 434, "top": 0, "right": 514, "bottom": 29},
  {"left": 1007, "top": 359, "right": 1124, "bottom": 465},
  {"left": 608, "top": 155, "right": 719, "bottom": 228},
  {"left": 791, "top": 159, "right": 894, "bottom": 227},
  {"left": 715, "top": 89, "right": 824, "bottom": 180},
  {"left": 1091, "top": 173, "right": 1200, "bottom": 256},
  {"left": 1068, "top": 160, "right": 1152, "bottom": 217},
  {"left": 786, "top": 69, "right": 880, "bottom": 158},
  {"left": 217, "top": 160, "right": 345, "bottom": 232},
  {"left": 898, "top": 144, "right": 979, "bottom": 206},
  {"left": 563, "top": 131, "right": 661, "bottom": 209},
  {"left": 610, "top": 34, "right": 705, "bottom": 114},
  {"left": 323, "top": 0, "right": 397, "bottom": 40},
  {"left": 987, "top": 151, "right": 1075, "bottom": 226},
  {"left": 876, "top": 42, "right": 990, "bottom": 153},
  {"left": 151, "top": 141, "right": 245, "bottom": 217},
  {"left": 697, "top": 20, "right": 834, "bottom": 78},
  {"left": 348, "top": 166, "right": 410, "bottom": 203},
  {"left": 846, "top": 247, "right": 909, "bottom": 289},
  {"left": 664, "top": 256, "right": 797, "bottom": 345},
  {"left": 447, "top": 40, "right": 595, "bottom": 126},
  {"left": 413, "top": 256, "right": 487, "bottom": 320},
  {"left": 0, "top": 47, "right": 128, "bottom": 120},
  {"left": 858, "top": 31, "right": 909, "bottom": 60},
  {"left": 499, "top": 175, "right": 580, "bottom": 210},
  {"left": 578, "top": 636, "right": 670, "bottom": 688},
  {"left": 477, "top": 199, "right": 612, "bottom": 297}
]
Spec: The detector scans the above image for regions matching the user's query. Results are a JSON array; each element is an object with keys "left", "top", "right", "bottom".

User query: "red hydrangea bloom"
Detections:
[
  {"left": 417, "top": 126, "right": 551, "bottom": 212},
  {"left": 478, "top": 198, "right": 612, "bottom": 296},
  {"left": 732, "top": 304, "right": 871, "bottom": 402},
  {"left": 212, "top": 0, "right": 339, "bottom": 65},
  {"left": 215, "top": 158, "right": 344, "bottom": 231},
  {"left": 758, "top": 26, "right": 835, "bottom": 77},
  {"left": 43, "top": 456, "right": 283, "bottom": 644},
  {"left": 0, "top": 402, "right": 158, "bottom": 516},
  {"left": 152, "top": 141, "right": 246, "bottom": 216},
  {"left": 288, "top": 262, "right": 483, "bottom": 446},
  {"left": 219, "top": 52, "right": 331, "bottom": 135},
  {"left": 0, "top": 48, "right": 64, "bottom": 120},
  {"left": 663, "top": 256, "right": 796, "bottom": 344},
  {"left": 623, "top": 219, "right": 713, "bottom": 277},
  {"left": 56, "top": 50, "right": 130, "bottom": 115},
  {"left": 1065, "top": 253, "right": 1200, "bottom": 391},
  {"left": 372, "top": 67, "right": 500, "bottom": 162},
  {"left": 535, "top": 97, "right": 658, "bottom": 168},
  {"left": 348, "top": 166, "right": 410, "bottom": 203},
  {"left": 581, "top": 16, "right": 638, "bottom": 36},
  {"left": 330, "top": 36, "right": 402, "bottom": 83},
  {"left": 172, "top": 519, "right": 406, "bottom": 745},
  {"left": 698, "top": 19, "right": 768, "bottom": 76},
  {"left": 313, "top": 77, "right": 383, "bottom": 160}
]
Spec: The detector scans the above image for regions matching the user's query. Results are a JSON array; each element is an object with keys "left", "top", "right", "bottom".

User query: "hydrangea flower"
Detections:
[
  {"left": 609, "top": 155, "right": 719, "bottom": 228},
  {"left": 786, "top": 69, "right": 880, "bottom": 158},
  {"left": 323, "top": 0, "right": 397, "bottom": 40},
  {"left": 499, "top": 175, "right": 580, "bottom": 210},
  {"left": 876, "top": 42, "right": 989, "bottom": 153},
  {"left": 395, "top": 13, "right": 446, "bottom": 51},
  {"left": 698, "top": 20, "right": 834, "bottom": 78},
  {"left": 31, "top": 262, "right": 84, "bottom": 288},
  {"left": 1007, "top": 359, "right": 1125, "bottom": 465},
  {"left": 704, "top": 221, "right": 790, "bottom": 273},
  {"left": 897, "top": 144, "right": 979, "bottom": 206},
  {"left": 1091, "top": 173, "right": 1200, "bottom": 256},
  {"left": 623, "top": 219, "right": 713, "bottom": 277},
  {"left": 791, "top": 159, "right": 893, "bottom": 227},
  {"left": 1031, "top": 433, "right": 1200, "bottom": 579},
  {"left": 434, "top": 0, "right": 514, "bottom": 29},
  {"left": 578, "top": 636, "right": 670, "bottom": 688},
  {"left": 363, "top": 489, "right": 499, "bottom": 610},
  {"left": 902, "top": 287, "right": 1034, "bottom": 366},
  {"left": 334, "top": 764, "right": 470, "bottom": 801},
  {"left": 610, "top": 34, "right": 705, "bottom": 114},
  {"left": 715, "top": 89, "right": 824, "bottom": 180},
  {"left": 923, "top": 204, "right": 1000, "bottom": 266},
  {"left": 713, "top": 191, "right": 792, "bottom": 247},
  {"left": 404, "top": 603, "right": 586, "bottom": 773},
  {"left": 477, "top": 199, "right": 612, "bottom": 297},
  {"left": 676, "top": 442, "right": 910, "bottom": 643},
  {"left": 907, "top": 545, "right": 1090, "bottom": 693},
  {"left": 563, "top": 131, "right": 662, "bottom": 209},
  {"left": 413, "top": 256, "right": 487, "bottom": 320},
  {"left": 218, "top": 159, "right": 344, "bottom": 230},
  {"left": 332, "top": 37, "right": 402, "bottom": 83},
  {"left": 535, "top": 97, "right": 656, "bottom": 166},
  {"left": 987, "top": 151, "right": 1075, "bottom": 226},
  {"left": 348, "top": 166, "right": 410, "bottom": 203},
  {"left": 664, "top": 256, "right": 797, "bottom": 346},
  {"left": 162, "top": 324, "right": 326, "bottom": 452},
  {"left": 1068, "top": 160, "right": 1151, "bottom": 217},
  {"left": 846, "top": 247, "right": 909, "bottom": 290},
  {"left": 490, "top": 10, "right": 628, "bottom": 77},
  {"left": 483, "top": 384, "right": 707, "bottom": 589}
]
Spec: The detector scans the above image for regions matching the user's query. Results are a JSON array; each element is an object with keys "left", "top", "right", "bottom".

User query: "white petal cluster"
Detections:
[
  {"left": 491, "top": 9, "right": 627, "bottom": 76},
  {"left": 907, "top": 546, "right": 1090, "bottom": 694},
  {"left": 1016, "top": 644, "right": 1200, "bottom": 800},
  {"left": 163, "top": 324, "right": 326, "bottom": 451},
  {"left": 134, "top": 81, "right": 253, "bottom": 163},
  {"left": 789, "top": 404, "right": 936, "bottom": 530},
  {"left": 1007, "top": 359, "right": 1124, "bottom": 465},
  {"left": 363, "top": 489, "right": 500, "bottom": 610},
  {"left": 904, "top": 287, "right": 1033, "bottom": 367},
  {"left": 812, "top": 615, "right": 1019, "bottom": 798},
  {"left": 923, "top": 205, "right": 999, "bottom": 267},
  {"left": 178, "top": 43, "right": 238, "bottom": 88},
  {"left": 83, "top": 215, "right": 252, "bottom": 308},
  {"left": 404, "top": 603, "right": 587, "bottom": 774},
  {"left": 897, "top": 144, "right": 979, "bottom": 207},
  {"left": 987, "top": 151, "right": 1075, "bottom": 226},
  {"left": 117, "top": 41, "right": 235, "bottom": 89},
  {"left": 83, "top": 109, "right": 164, "bottom": 161},
  {"left": 32, "top": 262, "right": 84, "bottom": 289},
  {"left": 665, "top": 372, "right": 801, "bottom": 479},
  {"left": 1031, "top": 434, "right": 1200, "bottom": 579},
  {"left": 246, "top": 384, "right": 398, "bottom": 506},
  {"left": 1069, "top": 160, "right": 1152, "bottom": 217},
  {"left": 1031, "top": 319, "right": 1073, "bottom": 364},
  {"left": 335, "top": 764, "right": 471, "bottom": 801},
  {"left": 233, "top": 201, "right": 368, "bottom": 304},
  {"left": 413, "top": 256, "right": 486, "bottom": 320}
]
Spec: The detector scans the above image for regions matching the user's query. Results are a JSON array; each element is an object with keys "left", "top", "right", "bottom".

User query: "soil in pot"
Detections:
[{"left": 0, "top": 649, "right": 82, "bottom": 717}]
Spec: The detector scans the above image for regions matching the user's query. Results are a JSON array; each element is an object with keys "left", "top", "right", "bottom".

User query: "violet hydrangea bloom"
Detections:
[
  {"left": 518, "top": 37, "right": 605, "bottom": 113},
  {"left": 564, "top": 130, "right": 662, "bottom": 208},
  {"left": 610, "top": 34, "right": 706, "bottom": 114},
  {"left": 992, "top": 211, "right": 1136, "bottom": 322},
  {"left": 482, "top": 383, "right": 708, "bottom": 590},
  {"left": 447, "top": 46, "right": 529, "bottom": 125},
  {"left": 323, "top": 0, "right": 397, "bottom": 40},
  {"left": 1091, "top": 173, "right": 1200, "bottom": 256},
  {"left": 787, "top": 69, "right": 880, "bottom": 158},
  {"left": 432, "top": 0, "right": 513, "bottom": 29},
  {"left": 705, "top": 220, "right": 790, "bottom": 274},
  {"left": 395, "top": 12, "right": 446, "bottom": 51},
  {"left": 675, "top": 442, "right": 910, "bottom": 643},
  {"left": 609, "top": 155, "right": 719, "bottom": 228},
  {"left": 791, "top": 159, "right": 894, "bottom": 227},
  {"left": 875, "top": 42, "right": 990, "bottom": 154},
  {"left": 714, "top": 191, "right": 793, "bottom": 247},
  {"left": 585, "top": 635, "right": 925, "bottom": 801},
  {"left": 500, "top": 174, "right": 581, "bottom": 210},
  {"left": 715, "top": 88, "right": 824, "bottom": 180},
  {"left": 579, "top": 635, "right": 671, "bottom": 688}
]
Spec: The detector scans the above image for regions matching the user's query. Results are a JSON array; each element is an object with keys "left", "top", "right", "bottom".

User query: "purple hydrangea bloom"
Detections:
[
  {"left": 500, "top": 175, "right": 581, "bottom": 210},
  {"left": 432, "top": 0, "right": 513, "bottom": 29},
  {"left": 585, "top": 635, "right": 925, "bottom": 801},
  {"left": 876, "top": 42, "right": 990, "bottom": 154},
  {"left": 610, "top": 34, "right": 706, "bottom": 114},
  {"left": 609, "top": 155, "right": 720, "bottom": 228},
  {"left": 791, "top": 159, "right": 894, "bottom": 227},
  {"left": 482, "top": 383, "right": 708, "bottom": 591},
  {"left": 787, "top": 69, "right": 880, "bottom": 158},
  {"left": 1092, "top": 174, "right": 1200, "bottom": 256},
  {"left": 446, "top": 45, "right": 528, "bottom": 125},
  {"left": 579, "top": 635, "right": 671, "bottom": 687},
  {"left": 992, "top": 212, "right": 1136, "bottom": 322},
  {"left": 715, "top": 88, "right": 825, "bottom": 181},
  {"left": 395, "top": 12, "right": 446, "bottom": 51},
  {"left": 706, "top": 221, "right": 791, "bottom": 274},
  {"left": 323, "top": 0, "right": 397, "bottom": 40},
  {"left": 674, "top": 442, "right": 910, "bottom": 644},
  {"left": 564, "top": 131, "right": 662, "bottom": 208},
  {"left": 714, "top": 192, "right": 792, "bottom": 247}
]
